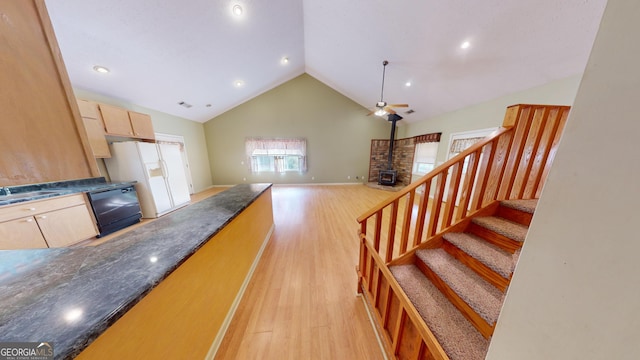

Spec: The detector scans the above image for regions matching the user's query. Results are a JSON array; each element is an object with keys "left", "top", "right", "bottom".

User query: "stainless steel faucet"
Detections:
[{"left": 2, "top": 187, "right": 10, "bottom": 195}]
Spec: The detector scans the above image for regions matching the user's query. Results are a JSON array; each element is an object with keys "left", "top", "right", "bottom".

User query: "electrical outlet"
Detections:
[
  {"left": 347, "top": 176, "right": 351, "bottom": 179},
  {"left": 312, "top": 176, "right": 315, "bottom": 180},
  {"left": 243, "top": 177, "right": 246, "bottom": 181}
]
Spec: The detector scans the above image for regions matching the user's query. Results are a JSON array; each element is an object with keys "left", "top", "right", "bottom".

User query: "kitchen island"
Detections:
[{"left": 0, "top": 183, "right": 274, "bottom": 359}]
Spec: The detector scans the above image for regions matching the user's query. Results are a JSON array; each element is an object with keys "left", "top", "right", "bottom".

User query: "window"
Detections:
[
  {"left": 245, "top": 137, "right": 307, "bottom": 173},
  {"left": 412, "top": 142, "right": 439, "bottom": 176}
]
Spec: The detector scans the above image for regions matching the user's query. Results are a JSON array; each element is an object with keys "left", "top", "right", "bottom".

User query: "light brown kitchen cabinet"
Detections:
[
  {"left": 98, "top": 104, "right": 156, "bottom": 141},
  {"left": 0, "top": 194, "right": 98, "bottom": 249},
  {"left": 128, "top": 111, "right": 155, "bottom": 139},
  {"left": 77, "top": 99, "right": 111, "bottom": 158},
  {"left": 99, "top": 103, "right": 134, "bottom": 137},
  {"left": 35, "top": 204, "right": 98, "bottom": 247},
  {"left": 0, "top": 216, "right": 48, "bottom": 249},
  {"left": 0, "top": 1, "right": 99, "bottom": 186}
]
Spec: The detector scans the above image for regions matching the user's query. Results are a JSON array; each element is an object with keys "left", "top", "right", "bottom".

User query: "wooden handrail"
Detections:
[
  {"left": 357, "top": 104, "right": 569, "bottom": 262},
  {"left": 356, "top": 127, "right": 510, "bottom": 223},
  {"left": 356, "top": 104, "right": 570, "bottom": 359}
]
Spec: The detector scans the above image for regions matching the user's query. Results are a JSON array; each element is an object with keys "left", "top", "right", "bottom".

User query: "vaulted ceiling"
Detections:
[{"left": 45, "top": 0, "right": 607, "bottom": 124}]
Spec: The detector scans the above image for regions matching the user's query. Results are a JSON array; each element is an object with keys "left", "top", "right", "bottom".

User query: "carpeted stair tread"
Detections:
[
  {"left": 416, "top": 248, "right": 503, "bottom": 325},
  {"left": 390, "top": 264, "right": 489, "bottom": 360},
  {"left": 500, "top": 199, "right": 538, "bottom": 214},
  {"left": 443, "top": 232, "right": 515, "bottom": 279},
  {"left": 472, "top": 216, "right": 528, "bottom": 242}
]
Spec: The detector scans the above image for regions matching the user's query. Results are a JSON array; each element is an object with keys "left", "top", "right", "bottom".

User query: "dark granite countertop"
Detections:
[
  {"left": 0, "top": 183, "right": 272, "bottom": 359},
  {"left": 0, "top": 177, "right": 136, "bottom": 206}
]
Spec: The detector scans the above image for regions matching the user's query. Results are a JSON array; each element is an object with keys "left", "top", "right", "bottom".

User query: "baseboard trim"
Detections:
[
  {"left": 358, "top": 291, "right": 390, "bottom": 360},
  {"left": 204, "top": 223, "right": 275, "bottom": 359}
]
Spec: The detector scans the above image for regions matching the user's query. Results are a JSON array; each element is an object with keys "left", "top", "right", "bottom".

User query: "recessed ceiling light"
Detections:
[
  {"left": 232, "top": 4, "right": 243, "bottom": 16},
  {"left": 93, "top": 65, "right": 110, "bottom": 73},
  {"left": 234, "top": 80, "right": 244, "bottom": 87},
  {"left": 405, "top": 81, "right": 412, "bottom": 87},
  {"left": 460, "top": 41, "right": 471, "bottom": 49},
  {"left": 281, "top": 57, "right": 289, "bottom": 65}
]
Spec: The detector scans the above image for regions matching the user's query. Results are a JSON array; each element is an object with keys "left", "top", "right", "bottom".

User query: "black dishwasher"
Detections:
[{"left": 86, "top": 185, "right": 142, "bottom": 237}]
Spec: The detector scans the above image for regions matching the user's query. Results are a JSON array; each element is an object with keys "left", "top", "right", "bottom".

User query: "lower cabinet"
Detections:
[
  {"left": 0, "top": 194, "right": 98, "bottom": 250},
  {"left": 35, "top": 205, "right": 99, "bottom": 247},
  {"left": 0, "top": 216, "right": 48, "bottom": 249}
]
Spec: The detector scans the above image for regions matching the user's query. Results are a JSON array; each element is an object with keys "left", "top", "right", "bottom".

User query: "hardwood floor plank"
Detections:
[{"left": 214, "top": 184, "right": 390, "bottom": 360}]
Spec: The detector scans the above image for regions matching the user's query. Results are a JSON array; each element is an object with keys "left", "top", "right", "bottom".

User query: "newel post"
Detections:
[{"left": 502, "top": 104, "right": 522, "bottom": 128}]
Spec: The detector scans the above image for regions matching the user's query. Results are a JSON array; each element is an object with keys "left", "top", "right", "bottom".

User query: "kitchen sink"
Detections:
[{"left": 0, "top": 190, "right": 62, "bottom": 201}]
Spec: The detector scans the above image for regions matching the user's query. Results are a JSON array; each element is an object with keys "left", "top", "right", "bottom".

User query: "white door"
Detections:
[
  {"left": 158, "top": 143, "right": 191, "bottom": 207},
  {"left": 137, "top": 142, "right": 172, "bottom": 216}
]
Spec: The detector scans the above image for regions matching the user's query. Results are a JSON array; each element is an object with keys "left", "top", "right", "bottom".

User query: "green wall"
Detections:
[
  {"left": 403, "top": 75, "right": 583, "bottom": 165},
  {"left": 203, "top": 74, "right": 391, "bottom": 185},
  {"left": 73, "top": 88, "right": 213, "bottom": 192}
]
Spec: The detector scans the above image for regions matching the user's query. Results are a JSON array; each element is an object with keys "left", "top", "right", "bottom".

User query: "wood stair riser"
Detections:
[
  {"left": 415, "top": 259, "right": 494, "bottom": 339},
  {"left": 495, "top": 205, "right": 533, "bottom": 226},
  {"left": 467, "top": 222, "right": 522, "bottom": 254},
  {"left": 442, "top": 241, "right": 509, "bottom": 292}
]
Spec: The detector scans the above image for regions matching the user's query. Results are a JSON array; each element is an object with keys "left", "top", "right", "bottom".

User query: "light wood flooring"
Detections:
[{"left": 214, "top": 184, "right": 393, "bottom": 360}]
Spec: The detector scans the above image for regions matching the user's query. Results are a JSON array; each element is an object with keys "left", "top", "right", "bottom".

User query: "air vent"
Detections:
[
  {"left": 178, "top": 101, "right": 192, "bottom": 108},
  {"left": 405, "top": 109, "right": 415, "bottom": 114}
]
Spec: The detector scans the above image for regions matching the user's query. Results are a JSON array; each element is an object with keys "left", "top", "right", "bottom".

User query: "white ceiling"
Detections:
[{"left": 44, "top": 0, "right": 607, "bottom": 124}]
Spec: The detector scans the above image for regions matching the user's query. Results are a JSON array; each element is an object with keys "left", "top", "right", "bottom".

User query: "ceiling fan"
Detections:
[{"left": 367, "top": 60, "right": 409, "bottom": 117}]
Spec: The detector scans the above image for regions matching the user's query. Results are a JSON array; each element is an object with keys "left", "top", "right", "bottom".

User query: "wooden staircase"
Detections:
[
  {"left": 391, "top": 199, "right": 535, "bottom": 359},
  {"left": 356, "top": 104, "right": 570, "bottom": 359}
]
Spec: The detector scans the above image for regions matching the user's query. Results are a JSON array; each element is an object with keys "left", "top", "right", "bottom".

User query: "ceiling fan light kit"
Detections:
[{"left": 368, "top": 60, "right": 409, "bottom": 119}]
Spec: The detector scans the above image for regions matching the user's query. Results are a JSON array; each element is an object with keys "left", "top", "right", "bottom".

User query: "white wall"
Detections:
[
  {"left": 487, "top": 1, "right": 640, "bottom": 358},
  {"left": 402, "top": 75, "right": 582, "bottom": 165}
]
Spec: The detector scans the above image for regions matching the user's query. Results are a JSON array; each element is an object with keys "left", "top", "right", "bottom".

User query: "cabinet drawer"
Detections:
[
  {"left": 0, "top": 216, "right": 48, "bottom": 249},
  {"left": 0, "top": 194, "right": 86, "bottom": 223}
]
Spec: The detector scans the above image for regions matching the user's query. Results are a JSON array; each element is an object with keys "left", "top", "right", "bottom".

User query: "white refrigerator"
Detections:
[{"left": 105, "top": 141, "right": 191, "bottom": 218}]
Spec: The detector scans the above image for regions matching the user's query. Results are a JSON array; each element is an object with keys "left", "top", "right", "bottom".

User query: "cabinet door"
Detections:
[
  {"left": 82, "top": 117, "right": 112, "bottom": 158},
  {"left": 99, "top": 103, "right": 133, "bottom": 137},
  {"left": 36, "top": 205, "right": 98, "bottom": 247},
  {"left": 77, "top": 99, "right": 100, "bottom": 119},
  {"left": 128, "top": 111, "right": 155, "bottom": 140},
  {"left": 0, "top": 216, "right": 48, "bottom": 249},
  {"left": 77, "top": 100, "right": 111, "bottom": 158}
]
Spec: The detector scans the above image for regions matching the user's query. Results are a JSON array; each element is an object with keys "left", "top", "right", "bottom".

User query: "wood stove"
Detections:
[
  {"left": 377, "top": 113, "right": 402, "bottom": 186},
  {"left": 378, "top": 169, "right": 397, "bottom": 186}
]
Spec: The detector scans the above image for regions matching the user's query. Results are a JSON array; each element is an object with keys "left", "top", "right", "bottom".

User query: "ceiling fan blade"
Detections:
[
  {"left": 384, "top": 107, "right": 397, "bottom": 115},
  {"left": 366, "top": 110, "right": 375, "bottom": 116},
  {"left": 387, "top": 104, "right": 409, "bottom": 108}
]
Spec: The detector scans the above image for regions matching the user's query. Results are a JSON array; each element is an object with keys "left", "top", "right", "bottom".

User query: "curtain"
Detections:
[
  {"left": 449, "top": 136, "right": 485, "bottom": 153},
  {"left": 414, "top": 132, "right": 441, "bottom": 143}
]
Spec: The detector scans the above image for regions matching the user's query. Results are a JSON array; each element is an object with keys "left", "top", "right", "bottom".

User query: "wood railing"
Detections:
[{"left": 356, "top": 104, "right": 570, "bottom": 359}]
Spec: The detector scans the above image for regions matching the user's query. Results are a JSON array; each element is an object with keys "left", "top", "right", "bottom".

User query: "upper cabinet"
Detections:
[
  {"left": 0, "top": 1, "right": 99, "bottom": 185},
  {"left": 77, "top": 99, "right": 111, "bottom": 158},
  {"left": 128, "top": 111, "right": 155, "bottom": 140},
  {"left": 99, "top": 103, "right": 156, "bottom": 141}
]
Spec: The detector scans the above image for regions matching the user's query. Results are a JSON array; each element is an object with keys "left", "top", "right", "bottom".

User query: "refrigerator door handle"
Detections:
[{"left": 160, "top": 160, "right": 169, "bottom": 179}]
